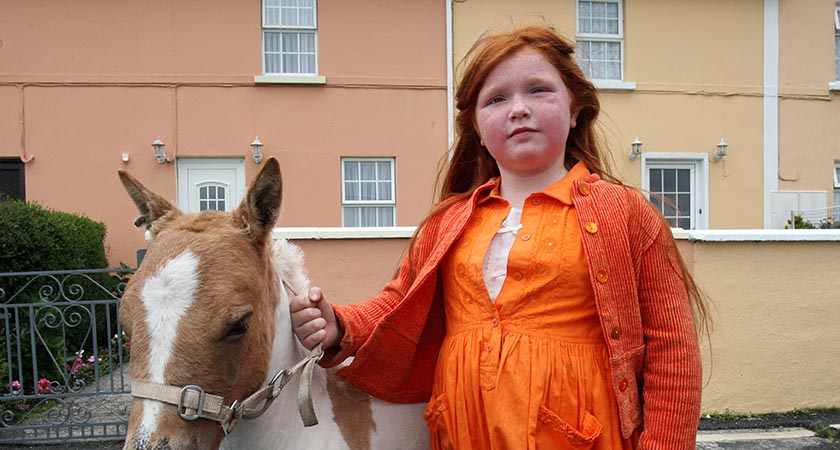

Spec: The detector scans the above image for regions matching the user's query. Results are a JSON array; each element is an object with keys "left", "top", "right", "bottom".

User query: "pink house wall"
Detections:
[{"left": 0, "top": 0, "right": 448, "bottom": 267}]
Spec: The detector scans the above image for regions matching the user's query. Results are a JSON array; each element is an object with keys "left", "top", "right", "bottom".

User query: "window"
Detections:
[
  {"left": 835, "top": 6, "right": 839, "bottom": 80},
  {"left": 834, "top": 161, "right": 840, "bottom": 209},
  {"left": 642, "top": 156, "right": 709, "bottom": 230},
  {"left": 262, "top": 0, "right": 318, "bottom": 75},
  {"left": 0, "top": 159, "right": 25, "bottom": 201},
  {"left": 576, "top": 0, "right": 624, "bottom": 81},
  {"left": 198, "top": 183, "right": 227, "bottom": 211},
  {"left": 342, "top": 158, "right": 395, "bottom": 227}
]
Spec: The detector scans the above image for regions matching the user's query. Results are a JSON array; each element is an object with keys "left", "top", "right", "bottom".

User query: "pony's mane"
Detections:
[{"left": 272, "top": 238, "right": 310, "bottom": 296}]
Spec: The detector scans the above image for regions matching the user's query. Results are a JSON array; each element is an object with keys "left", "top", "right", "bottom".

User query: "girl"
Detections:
[{"left": 291, "top": 25, "right": 707, "bottom": 450}]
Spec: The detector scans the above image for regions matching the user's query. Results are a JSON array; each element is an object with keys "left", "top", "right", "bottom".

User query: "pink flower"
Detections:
[
  {"left": 11, "top": 380, "right": 20, "bottom": 391},
  {"left": 87, "top": 355, "right": 95, "bottom": 364},
  {"left": 38, "top": 378, "right": 51, "bottom": 394}
]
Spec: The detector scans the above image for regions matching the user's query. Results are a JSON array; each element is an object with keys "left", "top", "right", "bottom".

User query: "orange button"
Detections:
[
  {"left": 610, "top": 327, "right": 621, "bottom": 340},
  {"left": 465, "top": 296, "right": 472, "bottom": 303},
  {"left": 546, "top": 240, "right": 555, "bottom": 248},
  {"left": 532, "top": 197, "right": 542, "bottom": 205},
  {"left": 490, "top": 318, "right": 499, "bottom": 327},
  {"left": 521, "top": 233, "right": 531, "bottom": 241},
  {"left": 578, "top": 183, "right": 591, "bottom": 196},
  {"left": 585, "top": 222, "right": 599, "bottom": 234},
  {"left": 619, "top": 379, "right": 629, "bottom": 391},
  {"left": 596, "top": 271, "right": 608, "bottom": 283},
  {"left": 485, "top": 343, "right": 493, "bottom": 352},
  {"left": 513, "top": 272, "right": 523, "bottom": 281}
]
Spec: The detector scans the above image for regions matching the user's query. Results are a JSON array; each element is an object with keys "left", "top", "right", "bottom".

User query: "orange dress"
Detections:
[{"left": 424, "top": 166, "right": 638, "bottom": 450}]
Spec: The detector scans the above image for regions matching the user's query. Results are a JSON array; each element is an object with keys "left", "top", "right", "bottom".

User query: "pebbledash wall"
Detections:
[{"left": 274, "top": 228, "right": 840, "bottom": 414}]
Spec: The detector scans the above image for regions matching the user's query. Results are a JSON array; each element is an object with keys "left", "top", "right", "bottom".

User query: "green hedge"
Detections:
[{"left": 0, "top": 200, "right": 108, "bottom": 273}]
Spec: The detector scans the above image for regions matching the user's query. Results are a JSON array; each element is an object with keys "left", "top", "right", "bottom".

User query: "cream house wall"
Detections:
[
  {"left": 0, "top": 0, "right": 447, "bottom": 267},
  {"left": 778, "top": 0, "right": 840, "bottom": 201},
  {"left": 453, "top": 0, "right": 766, "bottom": 229}
]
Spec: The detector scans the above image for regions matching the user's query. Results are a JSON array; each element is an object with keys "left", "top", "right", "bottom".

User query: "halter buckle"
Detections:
[{"left": 178, "top": 385, "right": 205, "bottom": 421}]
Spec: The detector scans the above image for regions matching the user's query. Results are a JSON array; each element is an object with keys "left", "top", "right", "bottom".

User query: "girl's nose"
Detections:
[{"left": 508, "top": 95, "right": 530, "bottom": 119}]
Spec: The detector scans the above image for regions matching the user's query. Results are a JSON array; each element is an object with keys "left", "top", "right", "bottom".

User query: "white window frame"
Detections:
[
  {"left": 257, "top": 0, "right": 326, "bottom": 84},
  {"left": 833, "top": 161, "right": 840, "bottom": 189},
  {"left": 576, "top": 0, "right": 635, "bottom": 90},
  {"left": 341, "top": 157, "right": 397, "bottom": 228},
  {"left": 641, "top": 154, "right": 709, "bottom": 230}
]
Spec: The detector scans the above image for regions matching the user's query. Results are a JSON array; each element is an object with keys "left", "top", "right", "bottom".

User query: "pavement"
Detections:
[{"left": 698, "top": 427, "right": 840, "bottom": 449}]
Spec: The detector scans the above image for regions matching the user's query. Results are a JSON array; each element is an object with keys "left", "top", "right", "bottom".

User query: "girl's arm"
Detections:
[{"left": 636, "top": 211, "right": 703, "bottom": 449}]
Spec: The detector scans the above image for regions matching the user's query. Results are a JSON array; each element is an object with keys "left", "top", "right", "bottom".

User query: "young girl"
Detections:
[{"left": 291, "top": 25, "right": 707, "bottom": 450}]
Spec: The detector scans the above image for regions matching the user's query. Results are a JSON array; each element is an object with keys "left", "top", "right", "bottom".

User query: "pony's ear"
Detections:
[
  {"left": 118, "top": 170, "right": 182, "bottom": 240},
  {"left": 234, "top": 157, "right": 282, "bottom": 247}
]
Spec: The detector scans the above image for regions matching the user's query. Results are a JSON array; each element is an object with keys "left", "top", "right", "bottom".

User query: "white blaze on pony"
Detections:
[{"left": 118, "top": 158, "right": 428, "bottom": 450}]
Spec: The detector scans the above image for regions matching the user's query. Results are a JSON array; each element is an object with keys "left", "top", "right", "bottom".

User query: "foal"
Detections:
[{"left": 118, "top": 158, "right": 427, "bottom": 450}]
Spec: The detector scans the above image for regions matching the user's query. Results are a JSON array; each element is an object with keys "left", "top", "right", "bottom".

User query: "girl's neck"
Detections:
[{"left": 498, "top": 166, "right": 568, "bottom": 208}]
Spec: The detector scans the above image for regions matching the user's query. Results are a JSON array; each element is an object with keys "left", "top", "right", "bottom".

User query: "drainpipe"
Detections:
[
  {"left": 446, "top": 0, "right": 454, "bottom": 155},
  {"left": 764, "top": 0, "right": 779, "bottom": 228}
]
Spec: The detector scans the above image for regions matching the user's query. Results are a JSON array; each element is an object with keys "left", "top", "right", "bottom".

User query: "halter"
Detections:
[{"left": 129, "top": 284, "right": 325, "bottom": 435}]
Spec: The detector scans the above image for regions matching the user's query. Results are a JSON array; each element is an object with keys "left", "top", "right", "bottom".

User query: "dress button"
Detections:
[
  {"left": 521, "top": 233, "right": 531, "bottom": 241},
  {"left": 485, "top": 343, "right": 493, "bottom": 352},
  {"left": 585, "top": 222, "right": 599, "bottom": 234},
  {"left": 513, "top": 272, "right": 523, "bottom": 281},
  {"left": 490, "top": 318, "right": 499, "bottom": 327},
  {"left": 546, "top": 240, "right": 555, "bottom": 248},
  {"left": 532, "top": 197, "right": 542, "bottom": 205},
  {"left": 465, "top": 296, "right": 472, "bottom": 303},
  {"left": 578, "top": 183, "right": 591, "bottom": 196},
  {"left": 610, "top": 327, "right": 621, "bottom": 340},
  {"left": 596, "top": 271, "right": 608, "bottom": 283},
  {"left": 619, "top": 379, "right": 629, "bottom": 392}
]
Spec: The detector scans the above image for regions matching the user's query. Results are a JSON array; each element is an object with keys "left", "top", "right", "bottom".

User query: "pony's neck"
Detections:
[{"left": 269, "top": 282, "right": 309, "bottom": 378}]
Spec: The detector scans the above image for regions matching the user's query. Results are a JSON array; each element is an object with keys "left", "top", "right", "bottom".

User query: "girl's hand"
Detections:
[{"left": 290, "top": 287, "right": 343, "bottom": 350}]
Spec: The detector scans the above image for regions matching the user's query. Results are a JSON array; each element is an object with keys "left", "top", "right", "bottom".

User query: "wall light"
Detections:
[
  {"left": 151, "top": 138, "right": 168, "bottom": 164},
  {"left": 251, "top": 137, "right": 264, "bottom": 164},
  {"left": 629, "top": 136, "right": 642, "bottom": 161},
  {"left": 712, "top": 138, "right": 728, "bottom": 162}
]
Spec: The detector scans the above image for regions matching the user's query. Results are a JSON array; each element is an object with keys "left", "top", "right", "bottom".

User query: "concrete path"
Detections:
[{"left": 698, "top": 427, "right": 839, "bottom": 450}]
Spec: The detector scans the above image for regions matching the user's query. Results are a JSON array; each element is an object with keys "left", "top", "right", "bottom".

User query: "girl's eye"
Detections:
[
  {"left": 488, "top": 96, "right": 505, "bottom": 105},
  {"left": 531, "top": 87, "right": 548, "bottom": 94}
]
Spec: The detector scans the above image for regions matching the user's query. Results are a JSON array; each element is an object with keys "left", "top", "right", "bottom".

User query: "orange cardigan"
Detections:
[{"left": 326, "top": 174, "right": 702, "bottom": 449}]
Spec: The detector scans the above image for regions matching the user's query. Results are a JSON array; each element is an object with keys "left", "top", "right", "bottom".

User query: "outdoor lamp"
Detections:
[
  {"left": 712, "top": 138, "right": 728, "bottom": 162},
  {"left": 629, "top": 136, "right": 642, "bottom": 161},
  {"left": 151, "top": 138, "right": 168, "bottom": 164},
  {"left": 251, "top": 137, "right": 264, "bottom": 164}
]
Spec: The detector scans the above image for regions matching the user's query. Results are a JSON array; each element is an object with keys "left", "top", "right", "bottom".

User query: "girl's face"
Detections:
[{"left": 475, "top": 48, "right": 577, "bottom": 180}]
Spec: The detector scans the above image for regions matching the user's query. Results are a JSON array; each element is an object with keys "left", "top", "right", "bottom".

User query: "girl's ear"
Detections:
[{"left": 570, "top": 110, "right": 579, "bottom": 129}]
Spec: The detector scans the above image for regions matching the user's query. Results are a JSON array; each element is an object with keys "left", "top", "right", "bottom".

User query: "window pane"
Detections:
[
  {"left": 677, "top": 194, "right": 691, "bottom": 216},
  {"left": 200, "top": 200, "right": 208, "bottom": 211},
  {"left": 607, "top": 61, "right": 621, "bottom": 80},
  {"left": 378, "top": 207, "right": 395, "bottom": 226},
  {"left": 663, "top": 169, "right": 676, "bottom": 192},
  {"left": 663, "top": 195, "right": 676, "bottom": 217},
  {"left": 218, "top": 200, "right": 225, "bottom": 211},
  {"left": 360, "top": 161, "right": 376, "bottom": 180},
  {"left": 360, "top": 182, "right": 376, "bottom": 201},
  {"left": 592, "top": 61, "right": 606, "bottom": 79},
  {"left": 283, "top": 54, "right": 298, "bottom": 73},
  {"left": 377, "top": 182, "right": 392, "bottom": 201},
  {"left": 678, "top": 217, "right": 691, "bottom": 229},
  {"left": 282, "top": 33, "right": 298, "bottom": 52},
  {"left": 836, "top": 35, "right": 840, "bottom": 80},
  {"left": 580, "top": 1, "right": 591, "bottom": 18},
  {"left": 343, "top": 207, "right": 359, "bottom": 227},
  {"left": 650, "top": 169, "right": 662, "bottom": 192},
  {"left": 344, "top": 181, "right": 359, "bottom": 201},
  {"left": 360, "top": 207, "right": 377, "bottom": 227},
  {"left": 677, "top": 169, "right": 690, "bottom": 192},
  {"left": 300, "top": 6, "right": 315, "bottom": 27},
  {"left": 281, "top": 7, "right": 298, "bottom": 26},
  {"left": 649, "top": 195, "right": 662, "bottom": 212},
  {"left": 377, "top": 161, "right": 392, "bottom": 180},
  {"left": 300, "top": 33, "right": 315, "bottom": 52},
  {"left": 344, "top": 161, "right": 359, "bottom": 180}
]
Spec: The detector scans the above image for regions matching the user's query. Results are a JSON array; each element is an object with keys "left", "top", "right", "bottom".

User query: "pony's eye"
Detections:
[{"left": 226, "top": 317, "right": 249, "bottom": 339}]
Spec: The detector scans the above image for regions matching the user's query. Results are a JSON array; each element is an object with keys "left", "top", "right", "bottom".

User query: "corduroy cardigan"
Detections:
[{"left": 325, "top": 173, "right": 702, "bottom": 449}]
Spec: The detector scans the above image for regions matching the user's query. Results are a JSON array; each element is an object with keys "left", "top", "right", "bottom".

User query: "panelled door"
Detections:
[{"left": 177, "top": 158, "right": 246, "bottom": 213}]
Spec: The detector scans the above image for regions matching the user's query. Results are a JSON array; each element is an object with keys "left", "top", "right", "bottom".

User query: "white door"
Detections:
[
  {"left": 641, "top": 155, "right": 708, "bottom": 230},
  {"left": 177, "top": 158, "right": 246, "bottom": 213}
]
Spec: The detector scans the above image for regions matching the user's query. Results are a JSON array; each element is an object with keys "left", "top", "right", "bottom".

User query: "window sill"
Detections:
[
  {"left": 254, "top": 74, "right": 327, "bottom": 85},
  {"left": 829, "top": 81, "right": 840, "bottom": 91},
  {"left": 592, "top": 79, "right": 637, "bottom": 91}
]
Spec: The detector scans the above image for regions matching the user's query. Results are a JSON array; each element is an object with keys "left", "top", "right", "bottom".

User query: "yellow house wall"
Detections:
[
  {"left": 453, "top": 0, "right": 767, "bottom": 229},
  {"left": 289, "top": 233, "right": 840, "bottom": 413}
]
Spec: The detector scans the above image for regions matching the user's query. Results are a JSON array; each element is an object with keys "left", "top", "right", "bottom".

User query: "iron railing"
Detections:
[{"left": 0, "top": 268, "right": 134, "bottom": 443}]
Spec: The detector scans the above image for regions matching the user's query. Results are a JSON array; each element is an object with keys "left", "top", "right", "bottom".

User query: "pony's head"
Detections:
[{"left": 119, "top": 158, "right": 283, "bottom": 449}]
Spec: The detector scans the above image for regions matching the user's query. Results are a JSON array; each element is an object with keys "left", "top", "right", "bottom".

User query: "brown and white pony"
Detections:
[{"left": 118, "top": 158, "right": 428, "bottom": 450}]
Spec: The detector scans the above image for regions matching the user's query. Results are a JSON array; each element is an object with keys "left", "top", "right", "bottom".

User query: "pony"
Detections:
[{"left": 118, "top": 158, "right": 428, "bottom": 450}]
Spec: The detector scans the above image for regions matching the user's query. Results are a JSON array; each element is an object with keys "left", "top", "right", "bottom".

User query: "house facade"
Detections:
[
  {"left": 453, "top": 0, "right": 840, "bottom": 230},
  {"left": 0, "top": 0, "right": 448, "bottom": 267}
]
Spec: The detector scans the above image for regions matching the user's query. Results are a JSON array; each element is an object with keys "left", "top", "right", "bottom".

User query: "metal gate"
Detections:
[{"left": 0, "top": 268, "right": 134, "bottom": 443}]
